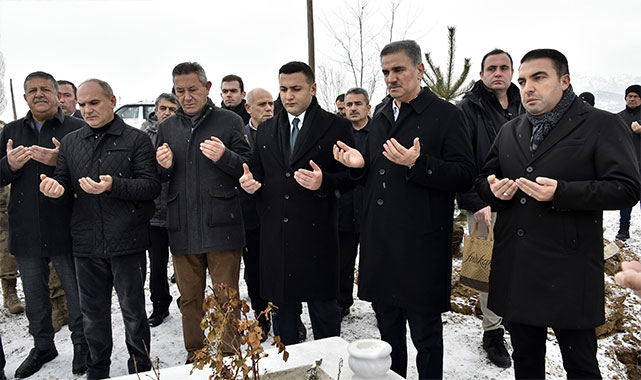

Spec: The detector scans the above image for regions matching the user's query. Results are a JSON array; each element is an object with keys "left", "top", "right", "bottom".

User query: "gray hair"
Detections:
[
  {"left": 345, "top": 87, "right": 370, "bottom": 104},
  {"left": 24, "top": 71, "right": 58, "bottom": 93},
  {"left": 172, "top": 62, "right": 208, "bottom": 85},
  {"left": 155, "top": 93, "right": 179, "bottom": 106},
  {"left": 79, "top": 79, "right": 114, "bottom": 99},
  {"left": 380, "top": 40, "right": 423, "bottom": 66}
]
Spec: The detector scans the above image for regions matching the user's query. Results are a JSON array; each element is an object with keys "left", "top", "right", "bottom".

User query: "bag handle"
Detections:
[{"left": 471, "top": 221, "right": 494, "bottom": 242}]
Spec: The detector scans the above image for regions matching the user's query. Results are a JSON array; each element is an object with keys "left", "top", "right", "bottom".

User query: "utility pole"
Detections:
[
  {"left": 9, "top": 78, "right": 16, "bottom": 120},
  {"left": 307, "top": 0, "right": 315, "bottom": 73}
]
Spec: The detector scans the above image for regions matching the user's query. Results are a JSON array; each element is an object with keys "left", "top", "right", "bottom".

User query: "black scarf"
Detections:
[{"left": 527, "top": 85, "right": 575, "bottom": 155}]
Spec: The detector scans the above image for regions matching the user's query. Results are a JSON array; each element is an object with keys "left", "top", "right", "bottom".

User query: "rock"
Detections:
[{"left": 596, "top": 278, "right": 628, "bottom": 337}]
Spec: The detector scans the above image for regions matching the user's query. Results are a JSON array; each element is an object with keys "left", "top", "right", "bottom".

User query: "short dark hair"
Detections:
[
  {"left": 221, "top": 74, "right": 244, "bottom": 92},
  {"left": 520, "top": 49, "right": 569, "bottom": 78},
  {"left": 380, "top": 40, "right": 422, "bottom": 66},
  {"left": 155, "top": 93, "right": 179, "bottom": 107},
  {"left": 279, "top": 61, "right": 315, "bottom": 84},
  {"left": 24, "top": 71, "right": 58, "bottom": 92},
  {"left": 79, "top": 79, "right": 114, "bottom": 99},
  {"left": 172, "top": 62, "right": 208, "bottom": 85},
  {"left": 481, "top": 49, "right": 513, "bottom": 71},
  {"left": 57, "top": 80, "right": 77, "bottom": 98},
  {"left": 345, "top": 87, "right": 370, "bottom": 104},
  {"left": 335, "top": 93, "right": 345, "bottom": 102}
]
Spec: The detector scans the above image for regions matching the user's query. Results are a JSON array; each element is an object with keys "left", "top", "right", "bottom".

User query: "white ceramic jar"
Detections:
[{"left": 347, "top": 339, "right": 392, "bottom": 380}]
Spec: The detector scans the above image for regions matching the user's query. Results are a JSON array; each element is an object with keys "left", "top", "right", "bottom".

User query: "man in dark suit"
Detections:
[
  {"left": 334, "top": 40, "right": 476, "bottom": 379},
  {"left": 239, "top": 61, "right": 355, "bottom": 345},
  {"left": 476, "top": 49, "right": 641, "bottom": 379}
]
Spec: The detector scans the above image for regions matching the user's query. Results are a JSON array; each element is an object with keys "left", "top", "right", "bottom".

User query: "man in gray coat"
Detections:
[{"left": 156, "top": 62, "right": 251, "bottom": 362}]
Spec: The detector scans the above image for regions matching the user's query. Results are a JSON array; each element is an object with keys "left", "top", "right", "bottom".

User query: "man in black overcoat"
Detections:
[
  {"left": 476, "top": 49, "right": 641, "bottom": 379},
  {"left": 334, "top": 40, "right": 476, "bottom": 379},
  {"left": 239, "top": 61, "right": 355, "bottom": 345}
]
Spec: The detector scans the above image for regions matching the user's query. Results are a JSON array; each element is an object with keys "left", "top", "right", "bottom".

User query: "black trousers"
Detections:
[
  {"left": 510, "top": 322, "right": 601, "bottom": 379},
  {"left": 373, "top": 302, "right": 443, "bottom": 379},
  {"left": 148, "top": 226, "right": 172, "bottom": 312},
  {"left": 242, "top": 227, "right": 268, "bottom": 317},
  {"left": 272, "top": 300, "right": 340, "bottom": 345},
  {"left": 338, "top": 231, "right": 359, "bottom": 310},
  {"left": 76, "top": 253, "right": 151, "bottom": 379}
]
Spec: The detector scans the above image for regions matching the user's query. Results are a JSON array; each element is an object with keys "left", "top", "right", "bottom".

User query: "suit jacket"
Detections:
[
  {"left": 356, "top": 88, "right": 476, "bottom": 314},
  {"left": 249, "top": 97, "right": 355, "bottom": 304},
  {"left": 476, "top": 98, "right": 641, "bottom": 328}
]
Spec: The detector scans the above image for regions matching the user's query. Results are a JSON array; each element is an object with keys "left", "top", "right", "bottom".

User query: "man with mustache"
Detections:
[
  {"left": 456, "top": 49, "right": 521, "bottom": 368},
  {"left": 337, "top": 87, "right": 370, "bottom": 319},
  {"left": 334, "top": 40, "right": 476, "bottom": 379},
  {"left": 476, "top": 49, "right": 641, "bottom": 379},
  {"left": 0, "top": 71, "right": 87, "bottom": 378}
]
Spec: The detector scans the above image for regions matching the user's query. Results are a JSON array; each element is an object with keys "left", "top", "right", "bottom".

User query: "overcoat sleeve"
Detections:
[{"left": 109, "top": 132, "right": 161, "bottom": 201}]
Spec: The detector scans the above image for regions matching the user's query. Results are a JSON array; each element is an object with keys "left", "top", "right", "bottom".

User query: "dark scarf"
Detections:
[{"left": 527, "top": 85, "right": 575, "bottom": 154}]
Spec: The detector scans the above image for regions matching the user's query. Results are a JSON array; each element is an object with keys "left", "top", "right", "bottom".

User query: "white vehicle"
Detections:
[{"left": 115, "top": 103, "right": 155, "bottom": 129}]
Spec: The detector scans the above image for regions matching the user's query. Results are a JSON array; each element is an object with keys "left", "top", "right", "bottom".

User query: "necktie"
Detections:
[{"left": 290, "top": 117, "right": 300, "bottom": 155}]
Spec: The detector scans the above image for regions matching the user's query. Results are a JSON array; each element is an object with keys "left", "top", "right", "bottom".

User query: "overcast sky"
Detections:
[{"left": 1, "top": 0, "right": 640, "bottom": 121}]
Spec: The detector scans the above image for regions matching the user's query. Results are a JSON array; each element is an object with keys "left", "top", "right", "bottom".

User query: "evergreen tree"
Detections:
[{"left": 422, "top": 26, "right": 473, "bottom": 102}]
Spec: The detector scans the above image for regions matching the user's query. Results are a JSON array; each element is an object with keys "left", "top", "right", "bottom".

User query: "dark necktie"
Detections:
[{"left": 290, "top": 117, "right": 300, "bottom": 155}]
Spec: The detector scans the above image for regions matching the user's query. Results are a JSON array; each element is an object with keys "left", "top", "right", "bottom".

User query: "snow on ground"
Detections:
[{"left": 0, "top": 210, "right": 639, "bottom": 379}]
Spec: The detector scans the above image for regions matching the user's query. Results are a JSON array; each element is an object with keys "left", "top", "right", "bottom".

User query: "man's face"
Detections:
[
  {"left": 77, "top": 82, "right": 116, "bottom": 128},
  {"left": 221, "top": 80, "right": 245, "bottom": 108},
  {"left": 173, "top": 73, "right": 211, "bottom": 116},
  {"left": 58, "top": 83, "right": 77, "bottom": 116},
  {"left": 24, "top": 78, "right": 59, "bottom": 121},
  {"left": 246, "top": 90, "right": 274, "bottom": 124},
  {"left": 481, "top": 53, "right": 513, "bottom": 92},
  {"left": 626, "top": 92, "right": 641, "bottom": 109},
  {"left": 381, "top": 51, "right": 424, "bottom": 104},
  {"left": 336, "top": 99, "right": 346, "bottom": 117},
  {"left": 518, "top": 58, "right": 569, "bottom": 116},
  {"left": 279, "top": 72, "right": 316, "bottom": 116},
  {"left": 345, "top": 93, "right": 370, "bottom": 125},
  {"left": 155, "top": 99, "right": 178, "bottom": 124}
]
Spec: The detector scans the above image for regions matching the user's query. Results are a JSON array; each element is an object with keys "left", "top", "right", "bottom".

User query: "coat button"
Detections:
[
  {"left": 284, "top": 194, "right": 290, "bottom": 200},
  {"left": 526, "top": 166, "right": 533, "bottom": 173},
  {"left": 283, "top": 217, "right": 289, "bottom": 223},
  {"left": 285, "top": 172, "right": 291, "bottom": 178},
  {"left": 376, "top": 199, "right": 384, "bottom": 206},
  {"left": 516, "top": 228, "right": 525, "bottom": 237},
  {"left": 379, "top": 168, "right": 385, "bottom": 175},
  {"left": 519, "top": 197, "right": 527, "bottom": 205}
]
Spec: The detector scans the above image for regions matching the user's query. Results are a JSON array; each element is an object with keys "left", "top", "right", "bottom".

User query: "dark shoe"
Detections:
[
  {"left": 297, "top": 318, "right": 307, "bottom": 342},
  {"left": 482, "top": 329, "right": 511, "bottom": 368},
  {"left": 176, "top": 296, "right": 181, "bottom": 310},
  {"left": 170, "top": 273, "right": 176, "bottom": 283},
  {"left": 148, "top": 309, "right": 170, "bottom": 327},
  {"left": 0, "top": 369, "right": 6, "bottom": 380},
  {"left": 616, "top": 225, "right": 630, "bottom": 241},
  {"left": 72, "top": 343, "right": 88, "bottom": 374},
  {"left": 15, "top": 346, "right": 58, "bottom": 378},
  {"left": 340, "top": 306, "right": 351, "bottom": 318}
]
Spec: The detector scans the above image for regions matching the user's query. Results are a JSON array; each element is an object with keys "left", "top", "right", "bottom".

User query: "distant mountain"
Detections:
[{"left": 572, "top": 74, "right": 641, "bottom": 113}]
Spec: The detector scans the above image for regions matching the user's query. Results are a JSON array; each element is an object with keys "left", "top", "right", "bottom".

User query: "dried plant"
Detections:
[{"left": 190, "top": 283, "right": 288, "bottom": 380}]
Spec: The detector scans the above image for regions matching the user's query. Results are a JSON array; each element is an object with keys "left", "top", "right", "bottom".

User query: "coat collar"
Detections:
[
  {"left": 515, "top": 97, "right": 587, "bottom": 162},
  {"left": 25, "top": 107, "right": 66, "bottom": 128},
  {"left": 375, "top": 87, "right": 438, "bottom": 127},
  {"left": 79, "top": 114, "right": 126, "bottom": 138}
]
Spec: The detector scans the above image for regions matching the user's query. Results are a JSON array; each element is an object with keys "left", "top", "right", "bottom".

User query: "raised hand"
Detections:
[
  {"left": 383, "top": 137, "right": 420, "bottom": 167},
  {"left": 39, "top": 174, "right": 65, "bottom": 198},
  {"left": 487, "top": 174, "right": 517, "bottom": 201},
  {"left": 333, "top": 140, "right": 364, "bottom": 168},
  {"left": 294, "top": 160, "right": 323, "bottom": 191},
  {"left": 30, "top": 137, "right": 60, "bottom": 166},
  {"left": 156, "top": 143, "right": 173, "bottom": 169},
  {"left": 239, "top": 163, "right": 262, "bottom": 194},
  {"left": 200, "top": 136, "right": 226, "bottom": 163},
  {"left": 515, "top": 176, "right": 557, "bottom": 202},
  {"left": 78, "top": 175, "right": 113, "bottom": 194},
  {"left": 6, "top": 139, "right": 31, "bottom": 171}
]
